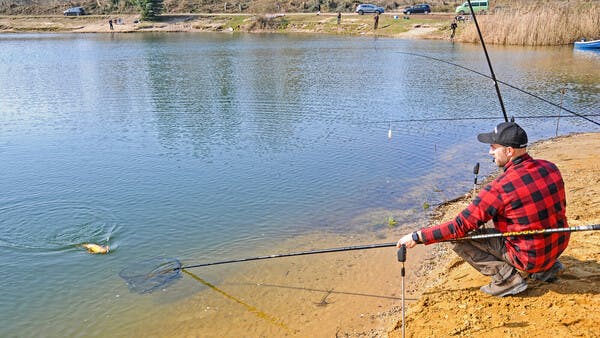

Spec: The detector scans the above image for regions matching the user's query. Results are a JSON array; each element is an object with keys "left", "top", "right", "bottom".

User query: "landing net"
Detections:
[{"left": 119, "top": 257, "right": 182, "bottom": 294}]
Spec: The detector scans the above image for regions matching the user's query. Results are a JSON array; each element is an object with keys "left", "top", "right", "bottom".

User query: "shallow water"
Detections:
[{"left": 0, "top": 32, "right": 598, "bottom": 336}]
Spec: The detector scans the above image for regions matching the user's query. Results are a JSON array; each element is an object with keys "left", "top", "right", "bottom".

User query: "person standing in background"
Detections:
[{"left": 450, "top": 19, "right": 458, "bottom": 40}]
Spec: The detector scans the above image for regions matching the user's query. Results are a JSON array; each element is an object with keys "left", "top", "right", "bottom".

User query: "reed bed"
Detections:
[{"left": 460, "top": 2, "right": 600, "bottom": 45}]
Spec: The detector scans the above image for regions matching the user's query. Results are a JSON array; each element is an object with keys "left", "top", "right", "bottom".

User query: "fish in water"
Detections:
[{"left": 81, "top": 243, "right": 110, "bottom": 254}]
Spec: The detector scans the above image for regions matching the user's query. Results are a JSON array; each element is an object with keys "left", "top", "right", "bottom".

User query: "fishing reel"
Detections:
[
  {"left": 397, "top": 244, "right": 407, "bottom": 276},
  {"left": 397, "top": 244, "right": 407, "bottom": 263}
]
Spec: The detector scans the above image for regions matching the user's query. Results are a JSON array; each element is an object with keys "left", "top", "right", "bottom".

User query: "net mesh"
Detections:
[{"left": 119, "top": 257, "right": 182, "bottom": 294}]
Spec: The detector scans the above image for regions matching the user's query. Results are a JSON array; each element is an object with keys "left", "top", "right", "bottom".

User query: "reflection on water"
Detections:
[{"left": 0, "top": 32, "right": 598, "bottom": 337}]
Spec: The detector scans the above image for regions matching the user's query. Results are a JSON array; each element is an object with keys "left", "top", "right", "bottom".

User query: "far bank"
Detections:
[{"left": 1, "top": 3, "right": 599, "bottom": 46}]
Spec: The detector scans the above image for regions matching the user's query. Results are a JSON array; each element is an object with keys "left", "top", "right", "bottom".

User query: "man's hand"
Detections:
[{"left": 397, "top": 231, "right": 420, "bottom": 249}]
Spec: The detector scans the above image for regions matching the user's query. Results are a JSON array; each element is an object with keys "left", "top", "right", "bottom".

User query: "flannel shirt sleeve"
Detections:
[{"left": 420, "top": 182, "right": 504, "bottom": 244}]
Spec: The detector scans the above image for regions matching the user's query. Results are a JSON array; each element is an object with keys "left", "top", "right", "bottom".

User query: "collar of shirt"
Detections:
[{"left": 503, "top": 153, "right": 531, "bottom": 172}]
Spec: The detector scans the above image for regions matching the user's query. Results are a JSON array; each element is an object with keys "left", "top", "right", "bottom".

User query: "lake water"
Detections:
[{"left": 0, "top": 32, "right": 598, "bottom": 337}]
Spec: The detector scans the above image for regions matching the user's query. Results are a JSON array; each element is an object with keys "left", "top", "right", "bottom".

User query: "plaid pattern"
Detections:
[{"left": 421, "top": 154, "right": 569, "bottom": 273}]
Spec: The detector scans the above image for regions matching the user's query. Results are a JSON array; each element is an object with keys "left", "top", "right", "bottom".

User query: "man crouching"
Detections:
[{"left": 398, "top": 122, "right": 569, "bottom": 297}]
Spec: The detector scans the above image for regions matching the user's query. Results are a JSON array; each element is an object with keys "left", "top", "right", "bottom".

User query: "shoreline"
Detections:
[{"left": 0, "top": 13, "right": 461, "bottom": 41}]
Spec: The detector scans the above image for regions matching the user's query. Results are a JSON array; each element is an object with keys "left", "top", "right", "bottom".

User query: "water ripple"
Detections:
[{"left": 0, "top": 198, "right": 118, "bottom": 252}]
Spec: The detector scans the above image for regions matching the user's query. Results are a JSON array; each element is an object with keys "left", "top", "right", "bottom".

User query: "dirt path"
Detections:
[{"left": 399, "top": 25, "right": 438, "bottom": 38}]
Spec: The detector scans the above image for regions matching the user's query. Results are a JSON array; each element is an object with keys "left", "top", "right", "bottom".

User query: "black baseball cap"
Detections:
[{"left": 477, "top": 122, "right": 528, "bottom": 148}]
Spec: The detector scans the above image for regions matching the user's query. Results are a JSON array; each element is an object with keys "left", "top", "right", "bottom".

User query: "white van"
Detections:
[{"left": 455, "top": 1, "right": 489, "bottom": 15}]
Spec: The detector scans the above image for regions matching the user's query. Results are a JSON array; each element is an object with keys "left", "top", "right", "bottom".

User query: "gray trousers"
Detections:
[{"left": 451, "top": 222, "right": 516, "bottom": 284}]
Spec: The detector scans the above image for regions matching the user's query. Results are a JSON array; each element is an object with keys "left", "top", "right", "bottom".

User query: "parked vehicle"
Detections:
[
  {"left": 63, "top": 7, "right": 86, "bottom": 16},
  {"left": 355, "top": 4, "right": 385, "bottom": 15},
  {"left": 455, "top": 1, "right": 488, "bottom": 15},
  {"left": 402, "top": 4, "right": 431, "bottom": 14}
]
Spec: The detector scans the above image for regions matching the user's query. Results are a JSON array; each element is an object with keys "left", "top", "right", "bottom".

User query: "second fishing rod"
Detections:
[{"left": 388, "top": 0, "right": 600, "bottom": 128}]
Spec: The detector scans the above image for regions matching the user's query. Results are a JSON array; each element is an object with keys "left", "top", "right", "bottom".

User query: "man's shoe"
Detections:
[
  {"left": 480, "top": 273, "right": 528, "bottom": 297},
  {"left": 530, "top": 260, "right": 565, "bottom": 282}
]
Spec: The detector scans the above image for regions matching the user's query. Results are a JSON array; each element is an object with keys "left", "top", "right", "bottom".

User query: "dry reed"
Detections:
[{"left": 460, "top": 2, "right": 600, "bottom": 45}]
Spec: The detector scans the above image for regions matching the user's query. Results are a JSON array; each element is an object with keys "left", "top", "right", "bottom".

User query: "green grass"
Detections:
[
  {"left": 225, "top": 15, "right": 248, "bottom": 29},
  {"left": 235, "top": 13, "right": 448, "bottom": 36}
]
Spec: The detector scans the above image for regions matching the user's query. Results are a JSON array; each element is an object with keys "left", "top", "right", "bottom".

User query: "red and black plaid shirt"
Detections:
[{"left": 421, "top": 153, "right": 569, "bottom": 273}]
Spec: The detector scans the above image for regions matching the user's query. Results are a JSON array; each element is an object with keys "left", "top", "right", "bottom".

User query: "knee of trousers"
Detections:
[{"left": 451, "top": 241, "right": 469, "bottom": 256}]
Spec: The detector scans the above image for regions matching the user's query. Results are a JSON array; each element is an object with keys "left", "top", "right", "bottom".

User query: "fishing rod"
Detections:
[
  {"left": 180, "top": 242, "right": 395, "bottom": 270},
  {"left": 180, "top": 224, "right": 600, "bottom": 270},
  {"left": 467, "top": 0, "right": 508, "bottom": 122},
  {"left": 448, "top": 224, "right": 600, "bottom": 241},
  {"left": 391, "top": 51, "right": 600, "bottom": 127}
]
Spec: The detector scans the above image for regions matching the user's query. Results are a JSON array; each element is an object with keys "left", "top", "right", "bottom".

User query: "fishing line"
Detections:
[
  {"left": 364, "top": 114, "right": 600, "bottom": 124},
  {"left": 224, "top": 282, "right": 411, "bottom": 301},
  {"left": 392, "top": 50, "right": 600, "bottom": 127}
]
